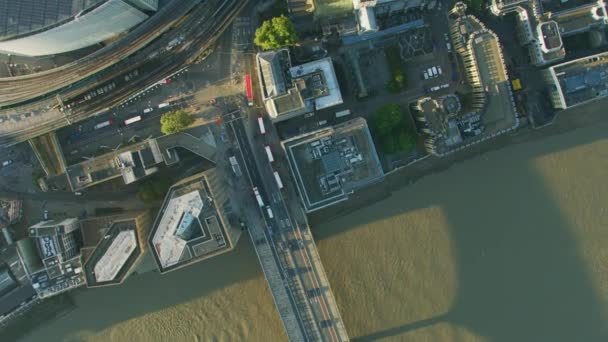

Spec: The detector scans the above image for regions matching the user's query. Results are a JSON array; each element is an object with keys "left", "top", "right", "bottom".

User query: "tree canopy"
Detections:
[
  {"left": 254, "top": 15, "right": 298, "bottom": 50},
  {"left": 384, "top": 46, "right": 407, "bottom": 93},
  {"left": 371, "top": 103, "right": 417, "bottom": 154},
  {"left": 137, "top": 177, "right": 171, "bottom": 203},
  {"left": 160, "top": 110, "right": 193, "bottom": 135}
]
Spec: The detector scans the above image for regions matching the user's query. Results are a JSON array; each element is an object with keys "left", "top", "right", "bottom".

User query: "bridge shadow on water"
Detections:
[{"left": 315, "top": 122, "right": 608, "bottom": 342}]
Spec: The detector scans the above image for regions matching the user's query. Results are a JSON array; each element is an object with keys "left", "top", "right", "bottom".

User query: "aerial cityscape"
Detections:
[{"left": 0, "top": 0, "right": 607, "bottom": 341}]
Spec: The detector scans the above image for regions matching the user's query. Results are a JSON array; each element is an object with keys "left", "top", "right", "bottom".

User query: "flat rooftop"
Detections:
[
  {"left": 540, "top": 0, "right": 601, "bottom": 14},
  {"left": 290, "top": 57, "right": 343, "bottom": 111},
  {"left": 551, "top": 52, "right": 608, "bottom": 108},
  {"left": 552, "top": 1, "right": 608, "bottom": 35},
  {"left": 82, "top": 220, "right": 142, "bottom": 287},
  {"left": 539, "top": 21, "right": 562, "bottom": 51},
  {"left": 149, "top": 170, "right": 233, "bottom": 274},
  {"left": 282, "top": 118, "right": 384, "bottom": 212},
  {"left": 471, "top": 31, "right": 518, "bottom": 132},
  {"left": 65, "top": 140, "right": 161, "bottom": 191}
]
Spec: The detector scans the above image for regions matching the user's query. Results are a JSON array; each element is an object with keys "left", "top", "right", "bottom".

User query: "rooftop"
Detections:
[
  {"left": 65, "top": 139, "right": 163, "bottom": 191},
  {"left": 282, "top": 118, "right": 384, "bottom": 212},
  {"left": 82, "top": 219, "right": 143, "bottom": 287},
  {"left": 149, "top": 170, "right": 233, "bottom": 273},
  {"left": 290, "top": 57, "right": 343, "bottom": 111},
  {"left": 539, "top": 21, "right": 563, "bottom": 52},
  {"left": 258, "top": 52, "right": 343, "bottom": 121},
  {"left": 471, "top": 32, "right": 517, "bottom": 132},
  {"left": 64, "top": 132, "right": 216, "bottom": 192},
  {"left": 24, "top": 218, "right": 85, "bottom": 298},
  {"left": 0, "top": 0, "right": 106, "bottom": 39},
  {"left": 548, "top": 51, "right": 608, "bottom": 108},
  {"left": 552, "top": 1, "right": 608, "bottom": 36}
]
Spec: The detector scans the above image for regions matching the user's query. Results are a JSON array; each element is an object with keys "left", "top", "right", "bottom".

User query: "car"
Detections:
[
  {"left": 437, "top": 66, "right": 443, "bottom": 75},
  {"left": 423, "top": 70, "right": 429, "bottom": 80},
  {"left": 74, "top": 192, "right": 82, "bottom": 196},
  {"left": 2, "top": 160, "right": 13, "bottom": 167},
  {"left": 43, "top": 210, "right": 49, "bottom": 220}
]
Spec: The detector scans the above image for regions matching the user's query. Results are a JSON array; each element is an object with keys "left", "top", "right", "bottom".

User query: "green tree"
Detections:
[
  {"left": 254, "top": 15, "right": 298, "bottom": 50},
  {"left": 464, "top": 0, "right": 483, "bottom": 13},
  {"left": 384, "top": 46, "right": 407, "bottom": 93},
  {"left": 137, "top": 178, "right": 171, "bottom": 203},
  {"left": 160, "top": 110, "right": 193, "bottom": 135},
  {"left": 371, "top": 104, "right": 417, "bottom": 154}
]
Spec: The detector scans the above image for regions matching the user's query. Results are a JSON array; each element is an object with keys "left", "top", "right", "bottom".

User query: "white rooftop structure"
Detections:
[
  {"left": 289, "top": 57, "right": 343, "bottom": 111},
  {"left": 0, "top": 0, "right": 151, "bottom": 57},
  {"left": 358, "top": 6, "right": 379, "bottom": 33},
  {"left": 151, "top": 190, "right": 204, "bottom": 269},
  {"left": 93, "top": 230, "right": 137, "bottom": 282}
]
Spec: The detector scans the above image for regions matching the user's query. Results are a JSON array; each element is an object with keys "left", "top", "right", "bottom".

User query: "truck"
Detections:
[
  {"left": 265, "top": 145, "right": 274, "bottom": 163},
  {"left": 93, "top": 119, "right": 114, "bottom": 130},
  {"left": 253, "top": 187, "right": 264, "bottom": 207},
  {"left": 158, "top": 103, "right": 170, "bottom": 109},
  {"left": 258, "top": 116, "right": 266, "bottom": 135},
  {"left": 274, "top": 171, "right": 284, "bottom": 189}
]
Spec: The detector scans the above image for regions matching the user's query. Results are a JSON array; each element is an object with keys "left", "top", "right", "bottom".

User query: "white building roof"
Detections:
[
  {"left": 93, "top": 230, "right": 137, "bottom": 282},
  {"left": 290, "top": 57, "right": 343, "bottom": 110},
  {"left": 0, "top": 0, "right": 149, "bottom": 57},
  {"left": 151, "top": 190, "right": 204, "bottom": 268},
  {"left": 358, "top": 6, "right": 379, "bottom": 32}
]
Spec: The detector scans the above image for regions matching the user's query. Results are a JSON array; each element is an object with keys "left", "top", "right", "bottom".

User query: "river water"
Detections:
[{"left": 16, "top": 121, "right": 608, "bottom": 342}]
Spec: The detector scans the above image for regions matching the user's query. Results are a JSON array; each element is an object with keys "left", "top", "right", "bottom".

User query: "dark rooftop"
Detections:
[
  {"left": 540, "top": 21, "right": 562, "bottom": 51},
  {"left": 0, "top": 284, "right": 36, "bottom": 317}
]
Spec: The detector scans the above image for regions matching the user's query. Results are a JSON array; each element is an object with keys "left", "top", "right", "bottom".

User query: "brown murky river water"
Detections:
[{"left": 16, "top": 121, "right": 608, "bottom": 341}]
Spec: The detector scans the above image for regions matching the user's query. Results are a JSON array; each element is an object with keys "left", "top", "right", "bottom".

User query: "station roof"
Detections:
[
  {"left": 0, "top": 0, "right": 148, "bottom": 56},
  {"left": 0, "top": 0, "right": 106, "bottom": 40}
]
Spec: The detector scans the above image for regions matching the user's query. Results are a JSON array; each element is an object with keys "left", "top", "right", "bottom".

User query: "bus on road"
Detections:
[
  {"left": 124, "top": 116, "right": 142, "bottom": 126},
  {"left": 273, "top": 171, "right": 284, "bottom": 189},
  {"left": 258, "top": 116, "right": 266, "bottom": 135},
  {"left": 94, "top": 119, "right": 114, "bottom": 130},
  {"left": 253, "top": 187, "right": 264, "bottom": 207},
  {"left": 265, "top": 145, "right": 274, "bottom": 163}
]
